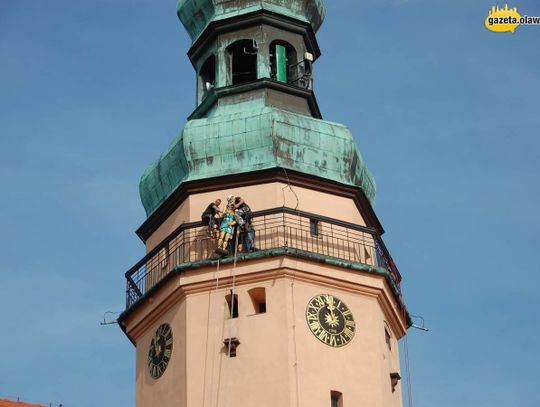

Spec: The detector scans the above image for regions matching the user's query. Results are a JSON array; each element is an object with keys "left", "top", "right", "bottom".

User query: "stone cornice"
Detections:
[
  {"left": 119, "top": 251, "right": 408, "bottom": 344},
  {"left": 187, "top": 9, "right": 321, "bottom": 65}
]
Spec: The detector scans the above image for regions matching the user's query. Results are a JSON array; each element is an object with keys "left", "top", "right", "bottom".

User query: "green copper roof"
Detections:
[
  {"left": 140, "top": 106, "right": 376, "bottom": 216},
  {"left": 177, "top": 0, "right": 326, "bottom": 43}
]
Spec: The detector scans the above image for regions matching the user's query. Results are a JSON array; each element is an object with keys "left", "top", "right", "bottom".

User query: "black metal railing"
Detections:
[{"left": 125, "top": 207, "right": 402, "bottom": 309}]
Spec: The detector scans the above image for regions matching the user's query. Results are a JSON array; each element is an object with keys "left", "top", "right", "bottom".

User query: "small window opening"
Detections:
[
  {"left": 309, "top": 218, "right": 320, "bottom": 237},
  {"left": 199, "top": 55, "right": 216, "bottom": 96},
  {"left": 248, "top": 287, "right": 266, "bottom": 314},
  {"left": 384, "top": 322, "right": 392, "bottom": 351},
  {"left": 270, "top": 41, "right": 297, "bottom": 84},
  {"left": 330, "top": 391, "right": 343, "bottom": 407},
  {"left": 225, "top": 291, "right": 238, "bottom": 318},
  {"left": 229, "top": 40, "right": 258, "bottom": 85}
]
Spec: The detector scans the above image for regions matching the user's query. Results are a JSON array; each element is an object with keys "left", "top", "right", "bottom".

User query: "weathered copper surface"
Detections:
[{"left": 177, "top": 0, "right": 325, "bottom": 42}]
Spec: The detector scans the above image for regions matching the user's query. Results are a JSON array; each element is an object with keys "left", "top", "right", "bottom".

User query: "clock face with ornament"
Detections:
[
  {"left": 306, "top": 294, "right": 356, "bottom": 347},
  {"left": 148, "top": 323, "right": 173, "bottom": 379}
]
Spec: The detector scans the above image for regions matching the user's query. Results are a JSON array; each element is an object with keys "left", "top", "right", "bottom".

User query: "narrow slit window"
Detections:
[
  {"left": 225, "top": 292, "right": 239, "bottom": 318},
  {"left": 384, "top": 322, "right": 392, "bottom": 351},
  {"left": 330, "top": 390, "right": 343, "bottom": 407},
  {"left": 248, "top": 287, "right": 266, "bottom": 314},
  {"left": 310, "top": 218, "right": 320, "bottom": 237}
]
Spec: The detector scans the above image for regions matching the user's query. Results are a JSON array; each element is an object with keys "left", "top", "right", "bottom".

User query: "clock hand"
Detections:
[
  {"left": 154, "top": 333, "right": 161, "bottom": 355},
  {"left": 325, "top": 297, "right": 336, "bottom": 319}
]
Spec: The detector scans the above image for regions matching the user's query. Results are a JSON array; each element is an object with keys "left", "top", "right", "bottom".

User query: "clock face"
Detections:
[
  {"left": 306, "top": 294, "right": 355, "bottom": 347},
  {"left": 148, "top": 323, "right": 173, "bottom": 379}
]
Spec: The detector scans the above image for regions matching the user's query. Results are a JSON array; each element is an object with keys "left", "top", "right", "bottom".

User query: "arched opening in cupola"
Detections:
[
  {"left": 199, "top": 54, "right": 216, "bottom": 97},
  {"left": 270, "top": 40, "right": 297, "bottom": 84},
  {"left": 228, "top": 39, "right": 258, "bottom": 85}
]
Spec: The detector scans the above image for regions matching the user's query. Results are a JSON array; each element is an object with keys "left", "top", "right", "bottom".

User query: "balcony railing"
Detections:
[{"left": 125, "top": 207, "right": 402, "bottom": 309}]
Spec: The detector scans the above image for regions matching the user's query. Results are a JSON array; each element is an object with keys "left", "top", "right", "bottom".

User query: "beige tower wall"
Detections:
[
  {"left": 124, "top": 254, "right": 405, "bottom": 407},
  {"left": 145, "top": 182, "right": 367, "bottom": 251},
  {"left": 134, "top": 298, "right": 187, "bottom": 407}
]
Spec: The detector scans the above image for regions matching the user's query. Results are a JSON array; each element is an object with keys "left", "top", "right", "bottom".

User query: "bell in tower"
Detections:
[{"left": 118, "top": 1, "right": 410, "bottom": 406}]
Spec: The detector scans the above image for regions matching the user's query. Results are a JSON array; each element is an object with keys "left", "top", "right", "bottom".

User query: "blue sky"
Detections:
[{"left": 1, "top": 0, "right": 539, "bottom": 406}]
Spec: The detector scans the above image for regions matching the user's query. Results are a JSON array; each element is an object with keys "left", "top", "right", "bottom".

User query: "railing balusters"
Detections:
[{"left": 125, "top": 208, "right": 401, "bottom": 308}]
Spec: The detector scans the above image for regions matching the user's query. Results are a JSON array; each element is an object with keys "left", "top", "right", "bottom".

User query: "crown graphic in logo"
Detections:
[{"left": 485, "top": 4, "right": 521, "bottom": 33}]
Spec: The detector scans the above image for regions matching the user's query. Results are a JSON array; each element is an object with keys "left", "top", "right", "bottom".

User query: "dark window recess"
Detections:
[
  {"left": 248, "top": 287, "right": 266, "bottom": 314},
  {"left": 199, "top": 55, "right": 216, "bottom": 94},
  {"left": 330, "top": 391, "right": 343, "bottom": 407},
  {"left": 229, "top": 40, "right": 258, "bottom": 85},
  {"left": 385, "top": 327, "right": 392, "bottom": 350},
  {"left": 310, "top": 218, "right": 320, "bottom": 237},
  {"left": 225, "top": 292, "right": 239, "bottom": 318}
]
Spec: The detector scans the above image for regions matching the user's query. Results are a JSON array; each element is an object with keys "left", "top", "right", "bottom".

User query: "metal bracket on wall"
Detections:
[{"left": 223, "top": 337, "right": 241, "bottom": 357}]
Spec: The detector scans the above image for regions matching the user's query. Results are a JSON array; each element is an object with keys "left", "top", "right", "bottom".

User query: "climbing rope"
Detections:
[
  {"left": 202, "top": 259, "right": 220, "bottom": 407},
  {"left": 219, "top": 229, "right": 241, "bottom": 407},
  {"left": 401, "top": 304, "right": 414, "bottom": 407}
]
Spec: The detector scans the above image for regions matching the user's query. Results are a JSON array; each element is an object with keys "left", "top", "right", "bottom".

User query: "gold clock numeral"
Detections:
[
  {"left": 343, "top": 327, "right": 354, "bottom": 340},
  {"left": 328, "top": 335, "right": 337, "bottom": 347},
  {"left": 316, "top": 328, "right": 329, "bottom": 343},
  {"left": 314, "top": 297, "right": 325, "bottom": 308}
]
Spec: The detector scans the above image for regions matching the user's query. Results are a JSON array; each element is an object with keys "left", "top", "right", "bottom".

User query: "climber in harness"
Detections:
[
  {"left": 201, "top": 199, "right": 223, "bottom": 237},
  {"left": 234, "top": 196, "right": 255, "bottom": 252}
]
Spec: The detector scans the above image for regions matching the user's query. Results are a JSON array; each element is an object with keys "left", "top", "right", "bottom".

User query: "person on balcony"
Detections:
[
  {"left": 234, "top": 196, "right": 255, "bottom": 252},
  {"left": 201, "top": 199, "right": 223, "bottom": 237}
]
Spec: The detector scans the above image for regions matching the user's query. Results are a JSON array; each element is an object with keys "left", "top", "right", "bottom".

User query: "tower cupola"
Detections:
[
  {"left": 177, "top": 0, "right": 325, "bottom": 114},
  {"left": 138, "top": 0, "right": 375, "bottom": 232}
]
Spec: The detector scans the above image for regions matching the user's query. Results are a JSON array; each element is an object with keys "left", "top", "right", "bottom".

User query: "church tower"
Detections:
[{"left": 118, "top": 1, "right": 410, "bottom": 406}]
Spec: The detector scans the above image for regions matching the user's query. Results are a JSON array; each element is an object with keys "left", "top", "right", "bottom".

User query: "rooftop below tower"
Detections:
[{"left": 177, "top": 0, "right": 326, "bottom": 43}]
